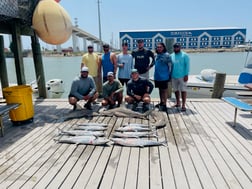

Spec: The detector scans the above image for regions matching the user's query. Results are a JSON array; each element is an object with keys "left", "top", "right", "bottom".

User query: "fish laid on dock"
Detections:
[
  {"left": 77, "top": 122, "right": 108, "bottom": 127},
  {"left": 73, "top": 126, "right": 107, "bottom": 131},
  {"left": 111, "top": 131, "right": 157, "bottom": 138},
  {"left": 99, "top": 107, "right": 153, "bottom": 119},
  {"left": 110, "top": 138, "right": 167, "bottom": 147},
  {"left": 115, "top": 126, "right": 152, "bottom": 132},
  {"left": 57, "top": 129, "right": 105, "bottom": 137},
  {"left": 122, "top": 123, "right": 149, "bottom": 127},
  {"left": 54, "top": 136, "right": 110, "bottom": 145}
]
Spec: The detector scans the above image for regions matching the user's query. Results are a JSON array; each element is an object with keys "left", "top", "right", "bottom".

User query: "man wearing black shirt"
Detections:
[
  {"left": 132, "top": 39, "right": 155, "bottom": 79},
  {"left": 125, "top": 69, "right": 154, "bottom": 111}
]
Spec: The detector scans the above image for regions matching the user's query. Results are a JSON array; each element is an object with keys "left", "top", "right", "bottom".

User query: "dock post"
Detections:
[
  {"left": 0, "top": 35, "right": 9, "bottom": 92},
  {"left": 211, "top": 73, "right": 226, "bottom": 98},
  {"left": 31, "top": 33, "right": 47, "bottom": 98}
]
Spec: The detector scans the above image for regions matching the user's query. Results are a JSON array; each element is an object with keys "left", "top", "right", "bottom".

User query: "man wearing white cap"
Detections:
[
  {"left": 68, "top": 67, "right": 98, "bottom": 110},
  {"left": 102, "top": 72, "right": 123, "bottom": 109}
]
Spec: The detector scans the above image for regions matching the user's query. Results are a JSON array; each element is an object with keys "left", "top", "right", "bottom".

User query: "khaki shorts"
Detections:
[{"left": 172, "top": 78, "right": 187, "bottom": 92}]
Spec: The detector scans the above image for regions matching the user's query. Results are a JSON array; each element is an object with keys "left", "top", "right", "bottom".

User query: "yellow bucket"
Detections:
[{"left": 3, "top": 85, "right": 34, "bottom": 122}]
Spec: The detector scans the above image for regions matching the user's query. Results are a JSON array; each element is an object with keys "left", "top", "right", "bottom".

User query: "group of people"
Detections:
[{"left": 68, "top": 40, "right": 190, "bottom": 112}]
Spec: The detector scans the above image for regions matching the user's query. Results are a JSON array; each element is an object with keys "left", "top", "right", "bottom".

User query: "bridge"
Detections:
[{"left": 56, "top": 26, "right": 117, "bottom": 53}]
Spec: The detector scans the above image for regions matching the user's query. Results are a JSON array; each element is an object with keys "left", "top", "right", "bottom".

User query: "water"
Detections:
[{"left": 4, "top": 52, "right": 249, "bottom": 98}]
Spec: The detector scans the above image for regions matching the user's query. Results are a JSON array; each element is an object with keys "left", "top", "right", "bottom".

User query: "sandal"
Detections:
[
  {"left": 181, "top": 107, "right": 186, "bottom": 112},
  {"left": 172, "top": 104, "right": 181, "bottom": 108}
]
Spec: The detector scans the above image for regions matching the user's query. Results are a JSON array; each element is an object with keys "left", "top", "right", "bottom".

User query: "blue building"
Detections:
[{"left": 119, "top": 27, "right": 246, "bottom": 50}]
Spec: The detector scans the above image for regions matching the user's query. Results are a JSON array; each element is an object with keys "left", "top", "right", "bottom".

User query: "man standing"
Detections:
[
  {"left": 171, "top": 43, "right": 190, "bottom": 111},
  {"left": 117, "top": 42, "right": 134, "bottom": 86},
  {"left": 68, "top": 67, "right": 98, "bottom": 110},
  {"left": 98, "top": 44, "right": 117, "bottom": 83},
  {"left": 132, "top": 39, "right": 155, "bottom": 79},
  {"left": 102, "top": 72, "right": 123, "bottom": 109},
  {"left": 125, "top": 69, "right": 154, "bottom": 111},
  {"left": 81, "top": 45, "right": 102, "bottom": 96}
]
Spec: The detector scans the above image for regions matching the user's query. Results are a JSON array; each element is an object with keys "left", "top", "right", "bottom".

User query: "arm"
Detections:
[
  {"left": 98, "top": 55, "right": 102, "bottom": 78},
  {"left": 146, "top": 79, "right": 154, "bottom": 94},
  {"left": 70, "top": 80, "right": 83, "bottom": 100},
  {"left": 184, "top": 54, "right": 190, "bottom": 82},
  {"left": 149, "top": 50, "right": 155, "bottom": 68},
  {"left": 87, "top": 77, "right": 97, "bottom": 97},
  {"left": 114, "top": 81, "right": 124, "bottom": 94},
  {"left": 111, "top": 53, "right": 117, "bottom": 76},
  {"left": 126, "top": 82, "right": 134, "bottom": 97},
  {"left": 81, "top": 55, "right": 85, "bottom": 69}
]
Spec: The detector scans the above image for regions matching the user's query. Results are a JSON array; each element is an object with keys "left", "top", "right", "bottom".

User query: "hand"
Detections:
[
  {"left": 83, "top": 95, "right": 89, "bottom": 101},
  {"left": 184, "top": 75, "right": 188, "bottom": 82},
  {"left": 134, "top": 94, "right": 141, "bottom": 101}
]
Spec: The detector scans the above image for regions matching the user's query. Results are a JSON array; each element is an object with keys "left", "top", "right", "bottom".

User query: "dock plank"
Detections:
[{"left": 0, "top": 98, "right": 251, "bottom": 189}]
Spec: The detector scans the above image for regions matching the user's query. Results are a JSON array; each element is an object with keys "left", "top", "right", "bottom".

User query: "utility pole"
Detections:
[{"left": 97, "top": 0, "right": 102, "bottom": 52}]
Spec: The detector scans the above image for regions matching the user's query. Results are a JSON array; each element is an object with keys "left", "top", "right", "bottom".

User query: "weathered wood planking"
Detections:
[{"left": 0, "top": 99, "right": 251, "bottom": 188}]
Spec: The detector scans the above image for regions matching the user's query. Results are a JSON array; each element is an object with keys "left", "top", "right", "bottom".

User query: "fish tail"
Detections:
[{"left": 160, "top": 140, "right": 168, "bottom": 147}]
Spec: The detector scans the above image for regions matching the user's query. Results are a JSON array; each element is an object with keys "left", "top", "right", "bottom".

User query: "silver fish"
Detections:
[
  {"left": 58, "top": 129, "right": 105, "bottom": 137},
  {"left": 115, "top": 126, "right": 152, "bottom": 132},
  {"left": 73, "top": 126, "right": 107, "bottom": 131},
  {"left": 77, "top": 122, "right": 108, "bottom": 127},
  {"left": 100, "top": 107, "right": 153, "bottom": 119},
  {"left": 122, "top": 123, "right": 149, "bottom": 127},
  {"left": 110, "top": 138, "right": 167, "bottom": 147},
  {"left": 111, "top": 132, "right": 157, "bottom": 138},
  {"left": 55, "top": 136, "right": 110, "bottom": 145}
]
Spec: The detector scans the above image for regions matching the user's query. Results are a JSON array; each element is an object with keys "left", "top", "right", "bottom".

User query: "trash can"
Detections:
[{"left": 3, "top": 85, "right": 34, "bottom": 123}]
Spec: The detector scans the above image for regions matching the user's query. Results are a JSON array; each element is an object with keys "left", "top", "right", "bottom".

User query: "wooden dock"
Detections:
[{"left": 0, "top": 98, "right": 251, "bottom": 189}]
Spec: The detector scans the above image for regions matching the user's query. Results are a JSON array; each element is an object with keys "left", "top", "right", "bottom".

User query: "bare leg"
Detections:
[
  {"left": 174, "top": 91, "right": 180, "bottom": 106},
  {"left": 181, "top": 91, "right": 187, "bottom": 109}
]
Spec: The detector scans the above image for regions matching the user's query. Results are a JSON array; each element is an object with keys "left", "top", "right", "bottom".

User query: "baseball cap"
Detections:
[
  {"left": 103, "top": 44, "right": 109, "bottom": 48},
  {"left": 137, "top": 39, "right": 144, "bottom": 43},
  {"left": 131, "top": 69, "right": 138, "bottom": 74},
  {"left": 81, "top": 67, "right": 89, "bottom": 72},
  {"left": 107, "top": 72, "right": 114, "bottom": 77},
  {"left": 173, "top": 43, "right": 181, "bottom": 48}
]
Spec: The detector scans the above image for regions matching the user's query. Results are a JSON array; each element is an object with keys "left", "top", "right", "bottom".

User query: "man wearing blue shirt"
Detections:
[{"left": 171, "top": 43, "right": 190, "bottom": 111}]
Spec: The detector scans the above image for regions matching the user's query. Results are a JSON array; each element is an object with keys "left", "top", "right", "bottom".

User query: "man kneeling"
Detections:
[
  {"left": 125, "top": 69, "right": 154, "bottom": 111},
  {"left": 102, "top": 72, "right": 123, "bottom": 109},
  {"left": 68, "top": 67, "right": 98, "bottom": 110}
]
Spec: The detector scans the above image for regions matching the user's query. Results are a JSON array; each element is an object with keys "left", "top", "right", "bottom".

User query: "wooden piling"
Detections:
[
  {"left": 0, "top": 35, "right": 9, "bottom": 92},
  {"left": 31, "top": 34, "right": 47, "bottom": 98},
  {"left": 211, "top": 73, "right": 226, "bottom": 98}
]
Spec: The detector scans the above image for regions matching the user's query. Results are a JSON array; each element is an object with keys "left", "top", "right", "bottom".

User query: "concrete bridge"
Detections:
[{"left": 57, "top": 26, "right": 117, "bottom": 53}]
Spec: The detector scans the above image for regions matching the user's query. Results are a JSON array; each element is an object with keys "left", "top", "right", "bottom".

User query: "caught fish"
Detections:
[
  {"left": 77, "top": 122, "right": 108, "bottom": 127},
  {"left": 111, "top": 131, "right": 157, "bottom": 138},
  {"left": 57, "top": 129, "right": 105, "bottom": 137},
  {"left": 100, "top": 107, "right": 153, "bottom": 119},
  {"left": 110, "top": 138, "right": 167, "bottom": 147},
  {"left": 73, "top": 126, "right": 107, "bottom": 131},
  {"left": 122, "top": 123, "right": 149, "bottom": 127},
  {"left": 152, "top": 119, "right": 167, "bottom": 129},
  {"left": 115, "top": 126, "right": 152, "bottom": 132},
  {"left": 55, "top": 136, "right": 110, "bottom": 145}
]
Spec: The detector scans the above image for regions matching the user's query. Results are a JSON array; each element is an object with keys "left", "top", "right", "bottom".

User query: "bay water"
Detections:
[{"left": 4, "top": 52, "right": 249, "bottom": 98}]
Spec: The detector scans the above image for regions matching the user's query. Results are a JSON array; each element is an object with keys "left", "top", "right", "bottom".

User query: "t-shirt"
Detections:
[
  {"left": 132, "top": 49, "right": 155, "bottom": 74},
  {"left": 102, "top": 80, "right": 123, "bottom": 98},
  {"left": 82, "top": 53, "right": 99, "bottom": 77},
  {"left": 126, "top": 77, "right": 154, "bottom": 97},
  {"left": 117, "top": 53, "right": 134, "bottom": 79},
  {"left": 154, "top": 52, "right": 172, "bottom": 81},
  {"left": 171, "top": 51, "right": 190, "bottom": 79}
]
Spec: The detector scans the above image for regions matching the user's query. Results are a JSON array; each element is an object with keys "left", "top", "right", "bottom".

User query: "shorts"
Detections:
[
  {"left": 172, "top": 78, "right": 187, "bottom": 91},
  {"left": 68, "top": 91, "right": 90, "bottom": 100},
  {"left": 154, "top": 80, "right": 169, "bottom": 89},
  {"left": 119, "top": 78, "right": 130, "bottom": 86}
]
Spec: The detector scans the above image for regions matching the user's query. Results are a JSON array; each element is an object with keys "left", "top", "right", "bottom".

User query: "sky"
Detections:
[{"left": 3, "top": 0, "right": 252, "bottom": 50}]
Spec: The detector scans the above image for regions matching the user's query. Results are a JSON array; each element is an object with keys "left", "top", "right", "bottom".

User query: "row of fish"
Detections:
[
  {"left": 110, "top": 119, "right": 168, "bottom": 147},
  {"left": 54, "top": 119, "right": 168, "bottom": 147},
  {"left": 55, "top": 122, "right": 109, "bottom": 145}
]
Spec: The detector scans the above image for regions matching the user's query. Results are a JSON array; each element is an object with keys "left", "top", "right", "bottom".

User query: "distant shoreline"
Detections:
[{"left": 19, "top": 47, "right": 249, "bottom": 58}]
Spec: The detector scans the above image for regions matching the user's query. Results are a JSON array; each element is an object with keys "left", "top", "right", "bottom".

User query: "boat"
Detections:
[
  {"left": 31, "top": 79, "right": 65, "bottom": 98},
  {"left": 187, "top": 69, "right": 249, "bottom": 98},
  {"left": 238, "top": 52, "right": 252, "bottom": 84}
]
